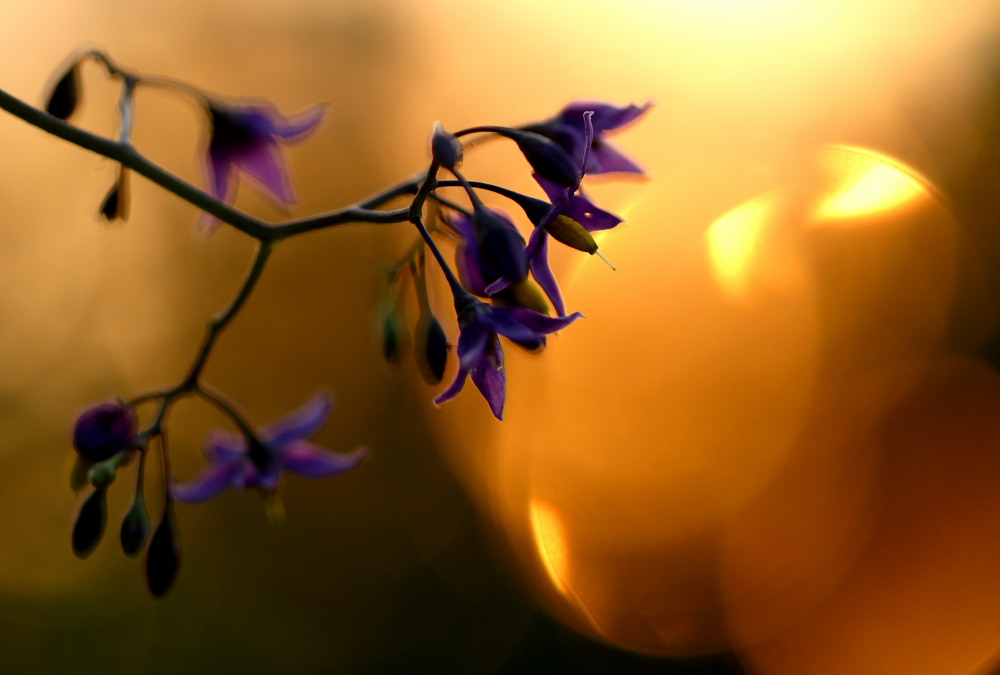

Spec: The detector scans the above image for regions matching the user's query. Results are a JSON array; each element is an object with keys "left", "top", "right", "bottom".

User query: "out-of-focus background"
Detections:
[{"left": 4, "top": 0, "right": 1000, "bottom": 673}]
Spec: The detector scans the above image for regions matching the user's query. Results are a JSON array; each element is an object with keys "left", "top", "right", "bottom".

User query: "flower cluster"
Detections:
[
  {"left": 382, "top": 101, "right": 650, "bottom": 418},
  {"left": 26, "top": 48, "right": 648, "bottom": 595}
]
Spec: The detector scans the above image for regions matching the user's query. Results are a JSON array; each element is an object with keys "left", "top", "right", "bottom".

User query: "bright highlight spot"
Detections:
[
  {"left": 816, "top": 146, "right": 933, "bottom": 221},
  {"left": 706, "top": 193, "right": 775, "bottom": 297},
  {"left": 529, "top": 499, "right": 572, "bottom": 598}
]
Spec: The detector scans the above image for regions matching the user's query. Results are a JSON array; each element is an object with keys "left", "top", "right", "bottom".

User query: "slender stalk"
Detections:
[{"left": 180, "top": 240, "right": 274, "bottom": 388}]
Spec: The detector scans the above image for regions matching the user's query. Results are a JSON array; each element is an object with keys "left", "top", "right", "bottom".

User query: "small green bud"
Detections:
[
  {"left": 545, "top": 215, "right": 598, "bottom": 254},
  {"left": 88, "top": 460, "right": 118, "bottom": 488}
]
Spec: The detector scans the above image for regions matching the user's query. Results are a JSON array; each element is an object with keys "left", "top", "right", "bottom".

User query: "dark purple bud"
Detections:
[
  {"left": 474, "top": 207, "right": 528, "bottom": 283},
  {"left": 505, "top": 129, "right": 580, "bottom": 188},
  {"left": 45, "top": 63, "right": 80, "bottom": 120},
  {"left": 99, "top": 168, "right": 129, "bottom": 222},
  {"left": 431, "top": 122, "right": 463, "bottom": 170},
  {"left": 120, "top": 498, "right": 150, "bottom": 558},
  {"left": 71, "top": 487, "right": 107, "bottom": 559},
  {"left": 146, "top": 510, "right": 180, "bottom": 597},
  {"left": 73, "top": 402, "right": 136, "bottom": 463},
  {"left": 415, "top": 313, "right": 449, "bottom": 385}
]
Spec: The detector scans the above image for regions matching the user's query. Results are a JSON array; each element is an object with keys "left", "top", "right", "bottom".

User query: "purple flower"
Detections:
[
  {"left": 525, "top": 101, "right": 650, "bottom": 175},
  {"left": 203, "top": 100, "right": 325, "bottom": 230},
  {"left": 526, "top": 175, "right": 623, "bottom": 316},
  {"left": 434, "top": 292, "right": 582, "bottom": 420},
  {"left": 172, "top": 392, "right": 366, "bottom": 503}
]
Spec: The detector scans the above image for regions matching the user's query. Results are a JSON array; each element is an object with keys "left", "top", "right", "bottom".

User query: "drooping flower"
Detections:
[
  {"left": 434, "top": 292, "right": 582, "bottom": 420},
  {"left": 525, "top": 175, "right": 623, "bottom": 316},
  {"left": 524, "top": 101, "right": 650, "bottom": 176},
  {"left": 202, "top": 100, "right": 325, "bottom": 231},
  {"left": 171, "top": 392, "right": 366, "bottom": 504}
]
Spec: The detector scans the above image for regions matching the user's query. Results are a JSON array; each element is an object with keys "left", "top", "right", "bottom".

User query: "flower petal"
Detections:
[
  {"left": 560, "top": 102, "right": 650, "bottom": 133},
  {"left": 280, "top": 441, "right": 367, "bottom": 478},
  {"left": 526, "top": 229, "right": 566, "bottom": 316},
  {"left": 590, "top": 142, "right": 645, "bottom": 175},
  {"left": 172, "top": 460, "right": 242, "bottom": 504},
  {"left": 469, "top": 335, "right": 506, "bottom": 420},
  {"left": 237, "top": 142, "right": 297, "bottom": 204},
  {"left": 272, "top": 103, "right": 327, "bottom": 141},
  {"left": 207, "top": 150, "right": 237, "bottom": 203},
  {"left": 202, "top": 430, "right": 245, "bottom": 462},
  {"left": 434, "top": 363, "right": 469, "bottom": 407},
  {"left": 456, "top": 319, "right": 491, "bottom": 372},
  {"left": 482, "top": 304, "right": 582, "bottom": 344},
  {"left": 267, "top": 391, "right": 332, "bottom": 446},
  {"left": 563, "top": 193, "right": 622, "bottom": 232}
]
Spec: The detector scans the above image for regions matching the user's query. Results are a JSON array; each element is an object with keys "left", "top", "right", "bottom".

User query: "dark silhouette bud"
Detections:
[
  {"left": 45, "top": 62, "right": 80, "bottom": 120},
  {"left": 474, "top": 207, "right": 528, "bottom": 283},
  {"left": 431, "top": 122, "right": 463, "bottom": 170},
  {"left": 378, "top": 301, "right": 407, "bottom": 363},
  {"left": 146, "top": 510, "right": 180, "bottom": 597},
  {"left": 505, "top": 129, "right": 580, "bottom": 188},
  {"left": 72, "top": 487, "right": 107, "bottom": 559},
  {"left": 415, "top": 312, "right": 449, "bottom": 385},
  {"left": 73, "top": 402, "right": 136, "bottom": 463},
  {"left": 99, "top": 168, "right": 129, "bottom": 222},
  {"left": 120, "top": 498, "right": 150, "bottom": 558}
]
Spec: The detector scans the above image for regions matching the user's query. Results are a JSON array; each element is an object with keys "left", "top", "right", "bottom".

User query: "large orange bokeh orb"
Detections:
[{"left": 428, "top": 143, "right": 1000, "bottom": 670}]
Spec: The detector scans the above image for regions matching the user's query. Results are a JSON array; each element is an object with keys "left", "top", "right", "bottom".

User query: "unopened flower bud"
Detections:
[
  {"left": 99, "top": 167, "right": 130, "bottom": 222},
  {"left": 73, "top": 402, "right": 136, "bottom": 463},
  {"left": 431, "top": 122, "right": 463, "bottom": 170},
  {"left": 378, "top": 301, "right": 407, "bottom": 363},
  {"left": 146, "top": 510, "right": 180, "bottom": 597},
  {"left": 415, "top": 312, "right": 449, "bottom": 385},
  {"left": 44, "top": 62, "right": 80, "bottom": 120},
  {"left": 88, "top": 459, "right": 118, "bottom": 488},
  {"left": 474, "top": 207, "right": 528, "bottom": 283},
  {"left": 120, "top": 498, "right": 150, "bottom": 558},
  {"left": 504, "top": 129, "right": 580, "bottom": 188},
  {"left": 545, "top": 214, "right": 598, "bottom": 254},
  {"left": 71, "top": 487, "right": 107, "bottom": 559}
]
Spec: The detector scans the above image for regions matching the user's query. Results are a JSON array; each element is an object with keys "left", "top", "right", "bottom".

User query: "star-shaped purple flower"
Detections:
[
  {"left": 203, "top": 100, "right": 326, "bottom": 231},
  {"left": 526, "top": 175, "right": 622, "bottom": 316},
  {"left": 434, "top": 292, "right": 582, "bottom": 420},
  {"left": 525, "top": 101, "right": 650, "bottom": 176},
  {"left": 172, "top": 392, "right": 366, "bottom": 503}
]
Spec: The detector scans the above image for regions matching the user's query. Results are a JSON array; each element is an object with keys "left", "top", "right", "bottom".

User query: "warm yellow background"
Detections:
[{"left": 4, "top": 0, "right": 1000, "bottom": 673}]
